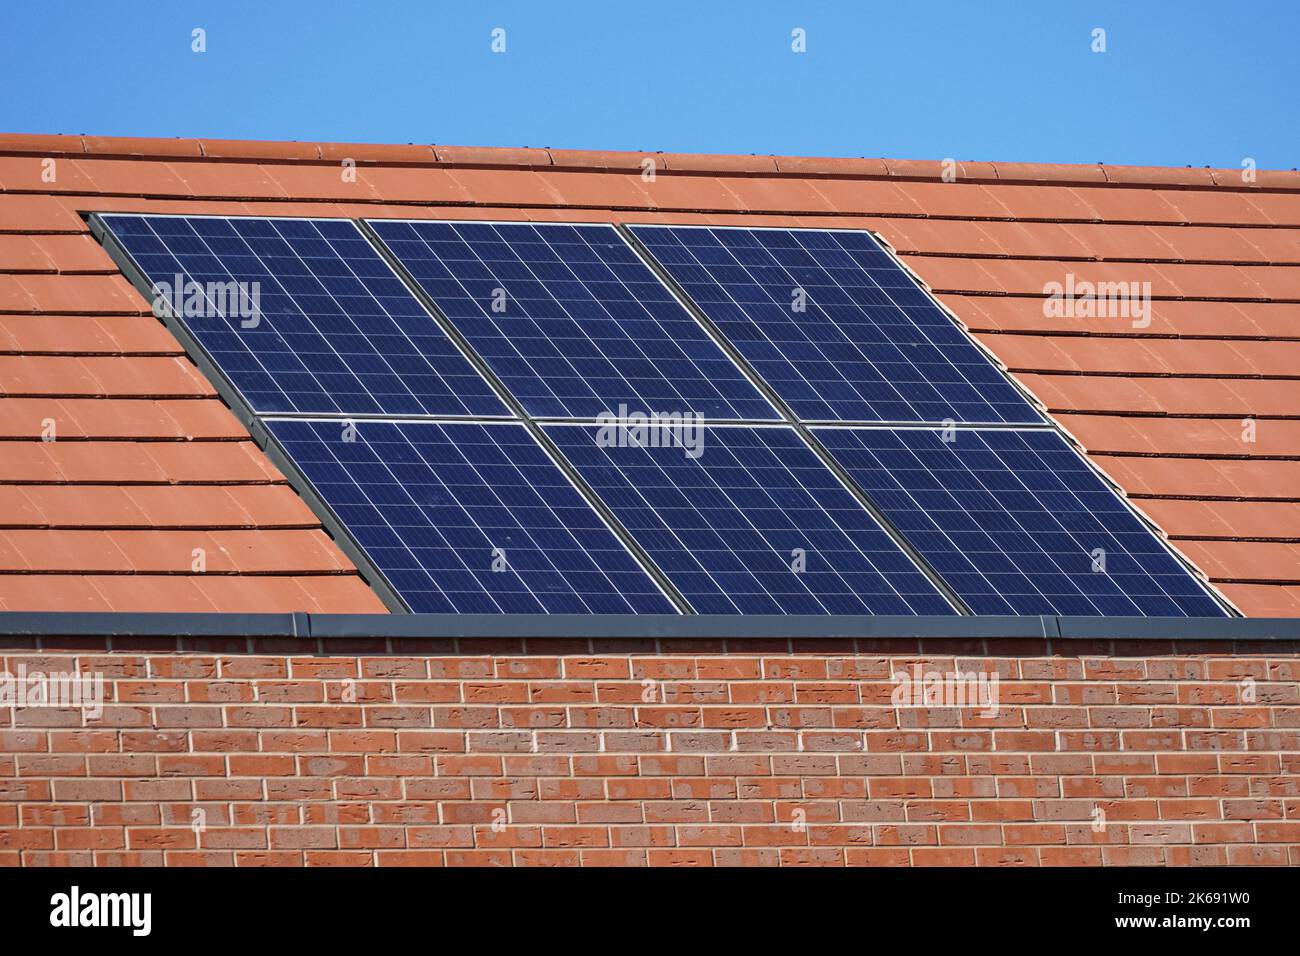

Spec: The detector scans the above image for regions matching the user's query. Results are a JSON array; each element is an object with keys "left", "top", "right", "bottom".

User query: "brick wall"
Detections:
[{"left": 2, "top": 636, "right": 1298, "bottom": 866}]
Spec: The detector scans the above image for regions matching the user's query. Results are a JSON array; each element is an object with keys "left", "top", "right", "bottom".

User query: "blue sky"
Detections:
[{"left": 2, "top": 0, "right": 1296, "bottom": 169}]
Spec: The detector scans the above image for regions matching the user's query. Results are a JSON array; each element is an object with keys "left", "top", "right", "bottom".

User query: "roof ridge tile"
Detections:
[{"left": 2, "top": 134, "right": 1298, "bottom": 191}]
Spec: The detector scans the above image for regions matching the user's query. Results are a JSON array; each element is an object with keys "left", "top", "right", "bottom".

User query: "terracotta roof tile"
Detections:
[
  {"left": 3, "top": 132, "right": 1299, "bottom": 614},
  {"left": 988, "top": 162, "right": 1110, "bottom": 185},
  {"left": 945, "top": 295, "right": 1300, "bottom": 338},
  {"left": 316, "top": 142, "right": 437, "bottom": 165},
  {"left": 1175, "top": 540, "right": 1300, "bottom": 584},
  {"left": 24, "top": 234, "right": 117, "bottom": 273},
  {"left": 659, "top": 153, "right": 779, "bottom": 175},
  {"left": 433, "top": 145, "right": 550, "bottom": 168},
  {"left": 0, "top": 156, "right": 101, "bottom": 193},
  {"left": 0, "top": 355, "right": 214, "bottom": 398},
  {"left": 0, "top": 441, "right": 281, "bottom": 484},
  {"left": 189, "top": 574, "right": 386, "bottom": 613},
  {"left": 0, "top": 484, "right": 315, "bottom": 530},
  {"left": 69, "top": 158, "right": 191, "bottom": 197},
  {"left": 1015, "top": 373, "right": 1299, "bottom": 417},
  {"left": 164, "top": 161, "right": 290, "bottom": 200},
  {"left": 890, "top": 181, "right": 1016, "bottom": 218},
  {"left": 0, "top": 315, "right": 181, "bottom": 355},
  {"left": 1137, "top": 499, "right": 1300, "bottom": 541},
  {"left": 907, "top": 256, "right": 1288, "bottom": 300},
  {"left": 0, "top": 236, "right": 62, "bottom": 273},
  {"left": 1093, "top": 457, "right": 1300, "bottom": 500},
  {"left": 773, "top": 155, "right": 893, "bottom": 177},
  {"left": 0, "top": 528, "right": 352, "bottom": 574},
  {"left": 198, "top": 139, "right": 321, "bottom": 161},
  {"left": 0, "top": 193, "right": 89, "bottom": 233},
  {"left": 542, "top": 172, "right": 656, "bottom": 209},
  {"left": 805, "top": 178, "right": 924, "bottom": 216},
  {"left": 6, "top": 274, "right": 146, "bottom": 314},
  {"left": 0, "top": 398, "right": 242, "bottom": 440},
  {"left": 1066, "top": 187, "right": 1189, "bottom": 224},
  {"left": 79, "top": 136, "right": 204, "bottom": 159},
  {"left": 1100, "top": 165, "right": 1220, "bottom": 188},
  {"left": 978, "top": 335, "right": 1300, "bottom": 377},
  {"left": 0, "top": 133, "right": 88, "bottom": 154},
  {"left": 441, "top": 167, "right": 567, "bottom": 207},
  {"left": 1217, "top": 584, "right": 1300, "bottom": 616},
  {"left": 548, "top": 149, "right": 653, "bottom": 173},
  {"left": 0, "top": 573, "right": 386, "bottom": 612},
  {"left": 349, "top": 166, "right": 470, "bottom": 203},
  {"left": 1057, "top": 415, "right": 1300, "bottom": 458}
]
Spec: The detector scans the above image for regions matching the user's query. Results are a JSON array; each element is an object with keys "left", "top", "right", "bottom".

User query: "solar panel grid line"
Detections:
[
  {"left": 264, "top": 418, "right": 683, "bottom": 615},
  {"left": 366, "top": 218, "right": 782, "bottom": 422},
  {"left": 96, "top": 213, "right": 511, "bottom": 419},
  {"left": 812, "top": 425, "right": 1233, "bottom": 617},
  {"left": 628, "top": 223, "right": 1046, "bottom": 426},
  {"left": 542, "top": 422, "right": 961, "bottom": 616}
]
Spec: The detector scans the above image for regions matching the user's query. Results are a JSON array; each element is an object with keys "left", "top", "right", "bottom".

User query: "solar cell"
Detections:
[
  {"left": 628, "top": 225, "right": 1044, "bottom": 425},
  {"left": 814, "top": 427, "right": 1228, "bottom": 616},
  {"left": 266, "top": 419, "right": 678, "bottom": 614},
  {"left": 542, "top": 423, "right": 957, "bottom": 615},
  {"left": 368, "top": 220, "right": 780, "bottom": 420},
  {"left": 100, "top": 214, "right": 507, "bottom": 417}
]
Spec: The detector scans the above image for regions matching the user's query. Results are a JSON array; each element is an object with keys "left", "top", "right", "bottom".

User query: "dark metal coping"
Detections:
[{"left": 0, "top": 612, "right": 1297, "bottom": 640}]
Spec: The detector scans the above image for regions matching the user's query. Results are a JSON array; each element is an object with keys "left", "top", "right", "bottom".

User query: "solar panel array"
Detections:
[{"left": 99, "top": 213, "right": 1228, "bottom": 618}]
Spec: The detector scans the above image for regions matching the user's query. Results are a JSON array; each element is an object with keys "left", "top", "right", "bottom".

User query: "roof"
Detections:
[{"left": 1, "top": 132, "right": 1298, "bottom": 617}]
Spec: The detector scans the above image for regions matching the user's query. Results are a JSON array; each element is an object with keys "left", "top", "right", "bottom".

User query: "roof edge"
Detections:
[
  {"left": 0, "top": 612, "right": 1297, "bottom": 641},
  {"left": 2, "top": 133, "right": 1298, "bottom": 191}
]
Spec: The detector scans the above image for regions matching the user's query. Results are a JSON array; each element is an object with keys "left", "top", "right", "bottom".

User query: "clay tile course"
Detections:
[{"left": 1, "top": 131, "right": 1298, "bottom": 615}]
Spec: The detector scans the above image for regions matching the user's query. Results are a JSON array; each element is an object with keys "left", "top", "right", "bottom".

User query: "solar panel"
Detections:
[
  {"left": 100, "top": 214, "right": 507, "bottom": 417},
  {"left": 542, "top": 423, "right": 957, "bottom": 615},
  {"left": 628, "top": 225, "right": 1044, "bottom": 425},
  {"left": 266, "top": 419, "right": 678, "bottom": 614},
  {"left": 368, "top": 220, "right": 780, "bottom": 421},
  {"left": 814, "top": 427, "right": 1227, "bottom": 616}
]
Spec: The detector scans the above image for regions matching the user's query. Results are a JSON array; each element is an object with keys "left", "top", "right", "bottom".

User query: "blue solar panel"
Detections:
[
  {"left": 265, "top": 419, "right": 677, "bottom": 614},
  {"left": 814, "top": 427, "right": 1227, "bottom": 616},
  {"left": 101, "top": 215, "right": 507, "bottom": 417},
  {"left": 629, "top": 225, "right": 1044, "bottom": 425},
  {"left": 542, "top": 423, "right": 956, "bottom": 615},
  {"left": 368, "top": 220, "right": 780, "bottom": 421}
]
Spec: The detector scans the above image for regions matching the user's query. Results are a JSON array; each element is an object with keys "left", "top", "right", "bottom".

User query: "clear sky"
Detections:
[{"left": 2, "top": 0, "right": 1296, "bottom": 169}]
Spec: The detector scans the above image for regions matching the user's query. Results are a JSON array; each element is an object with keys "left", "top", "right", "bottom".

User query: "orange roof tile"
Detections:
[{"left": 1, "top": 132, "right": 1297, "bottom": 615}]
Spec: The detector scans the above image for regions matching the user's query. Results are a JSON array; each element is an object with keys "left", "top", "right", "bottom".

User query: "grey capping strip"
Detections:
[
  {"left": 0, "top": 613, "right": 299, "bottom": 638},
  {"left": 1, "top": 612, "right": 1298, "bottom": 641}
]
